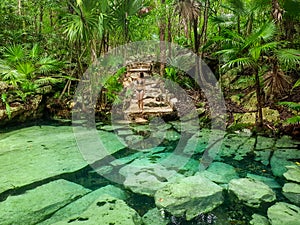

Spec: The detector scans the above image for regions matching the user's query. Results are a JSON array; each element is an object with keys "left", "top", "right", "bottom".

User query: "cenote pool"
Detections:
[{"left": 0, "top": 120, "right": 299, "bottom": 225}]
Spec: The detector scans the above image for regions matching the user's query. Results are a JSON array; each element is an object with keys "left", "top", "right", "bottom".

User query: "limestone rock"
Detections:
[
  {"left": 119, "top": 158, "right": 181, "bottom": 196},
  {"left": 40, "top": 185, "right": 127, "bottom": 225},
  {"left": 199, "top": 162, "right": 239, "bottom": 184},
  {"left": 271, "top": 149, "right": 300, "bottom": 177},
  {"left": 267, "top": 202, "right": 300, "bottom": 225},
  {"left": 282, "top": 183, "right": 300, "bottom": 205},
  {"left": 52, "top": 196, "right": 142, "bottom": 225},
  {"left": 228, "top": 178, "right": 276, "bottom": 208},
  {"left": 250, "top": 214, "right": 270, "bottom": 225},
  {"left": 142, "top": 208, "right": 168, "bottom": 225},
  {"left": 275, "top": 136, "right": 300, "bottom": 148},
  {"left": 0, "top": 126, "right": 86, "bottom": 196},
  {"left": 246, "top": 174, "right": 281, "bottom": 189},
  {"left": 256, "top": 136, "right": 275, "bottom": 150},
  {"left": 283, "top": 165, "right": 300, "bottom": 183},
  {"left": 215, "top": 133, "right": 255, "bottom": 161},
  {"left": 0, "top": 179, "right": 90, "bottom": 225},
  {"left": 154, "top": 175, "right": 224, "bottom": 221}
]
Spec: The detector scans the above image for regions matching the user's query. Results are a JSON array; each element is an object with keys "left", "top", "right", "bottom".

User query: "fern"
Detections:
[
  {"left": 278, "top": 101, "right": 300, "bottom": 111},
  {"left": 286, "top": 116, "right": 300, "bottom": 124}
]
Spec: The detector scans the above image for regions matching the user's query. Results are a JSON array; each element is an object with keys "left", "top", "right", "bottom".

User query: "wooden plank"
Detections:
[{"left": 127, "top": 68, "right": 151, "bottom": 72}]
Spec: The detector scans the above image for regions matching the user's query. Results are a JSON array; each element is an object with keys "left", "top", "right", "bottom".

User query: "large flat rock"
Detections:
[
  {"left": 39, "top": 185, "right": 127, "bottom": 225},
  {"left": 52, "top": 196, "right": 142, "bottom": 225},
  {"left": 0, "top": 125, "right": 125, "bottom": 196},
  {"left": 0, "top": 179, "right": 90, "bottom": 225},
  {"left": 267, "top": 202, "right": 300, "bottom": 225},
  {"left": 228, "top": 178, "right": 276, "bottom": 208},
  {"left": 154, "top": 175, "right": 224, "bottom": 220}
]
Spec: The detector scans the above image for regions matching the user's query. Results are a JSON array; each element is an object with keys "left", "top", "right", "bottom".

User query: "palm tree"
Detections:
[
  {"left": 62, "top": 0, "right": 107, "bottom": 63},
  {"left": 216, "top": 21, "right": 300, "bottom": 128},
  {"left": 0, "top": 44, "right": 63, "bottom": 100},
  {"left": 110, "top": 0, "right": 144, "bottom": 43},
  {"left": 174, "top": 0, "right": 200, "bottom": 53}
]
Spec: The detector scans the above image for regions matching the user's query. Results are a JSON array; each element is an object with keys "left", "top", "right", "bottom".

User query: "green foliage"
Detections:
[
  {"left": 104, "top": 67, "right": 126, "bottom": 103},
  {"left": 276, "top": 49, "right": 300, "bottom": 68},
  {"left": 1, "top": 93, "right": 11, "bottom": 119},
  {"left": 278, "top": 101, "right": 300, "bottom": 111},
  {"left": 0, "top": 44, "right": 64, "bottom": 101},
  {"left": 293, "top": 79, "right": 300, "bottom": 90},
  {"left": 279, "top": 101, "right": 300, "bottom": 125}
]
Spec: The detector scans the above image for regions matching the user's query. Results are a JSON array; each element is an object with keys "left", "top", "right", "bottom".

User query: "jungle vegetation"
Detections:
[{"left": 0, "top": 0, "right": 300, "bottom": 134}]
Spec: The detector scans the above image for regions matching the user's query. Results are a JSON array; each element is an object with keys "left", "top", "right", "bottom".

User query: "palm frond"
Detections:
[
  {"left": 286, "top": 116, "right": 300, "bottom": 124},
  {"left": 34, "top": 77, "right": 61, "bottom": 86},
  {"left": 227, "top": 0, "right": 245, "bottom": 14},
  {"left": 279, "top": 101, "right": 300, "bottom": 111},
  {"left": 29, "top": 43, "right": 41, "bottom": 60},
  {"left": 211, "top": 14, "right": 235, "bottom": 27},
  {"left": 222, "top": 57, "right": 253, "bottom": 69},
  {"left": 16, "top": 62, "right": 36, "bottom": 78},
  {"left": 214, "top": 48, "right": 237, "bottom": 57},
  {"left": 245, "top": 22, "right": 276, "bottom": 47},
  {"left": 276, "top": 49, "right": 300, "bottom": 68},
  {"left": 293, "top": 79, "right": 300, "bottom": 90},
  {"left": 37, "top": 57, "right": 61, "bottom": 74},
  {"left": 3, "top": 45, "right": 25, "bottom": 63}
]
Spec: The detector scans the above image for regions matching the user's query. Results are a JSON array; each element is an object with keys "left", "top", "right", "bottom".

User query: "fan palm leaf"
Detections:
[
  {"left": 37, "top": 57, "right": 61, "bottom": 75},
  {"left": 3, "top": 45, "right": 24, "bottom": 63},
  {"left": 276, "top": 49, "right": 300, "bottom": 67}
]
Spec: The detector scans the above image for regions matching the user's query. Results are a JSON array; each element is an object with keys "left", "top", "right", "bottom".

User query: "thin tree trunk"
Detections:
[
  {"left": 50, "top": 10, "right": 54, "bottom": 27},
  {"left": 18, "top": 0, "right": 21, "bottom": 15},
  {"left": 193, "top": 17, "right": 199, "bottom": 54},
  {"left": 167, "top": 6, "right": 172, "bottom": 58},
  {"left": 255, "top": 68, "right": 263, "bottom": 128},
  {"left": 159, "top": 0, "right": 166, "bottom": 76},
  {"left": 237, "top": 15, "right": 241, "bottom": 34},
  {"left": 39, "top": 5, "right": 44, "bottom": 33}
]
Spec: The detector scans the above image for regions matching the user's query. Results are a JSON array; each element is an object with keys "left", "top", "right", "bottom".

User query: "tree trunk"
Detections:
[
  {"left": 18, "top": 0, "right": 21, "bottom": 15},
  {"left": 159, "top": 0, "right": 166, "bottom": 76},
  {"left": 254, "top": 68, "right": 263, "bottom": 128},
  {"left": 272, "top": 0, "right": 283, "bottom": 24},
  {"left": 167, "top": 6, "right": 172, "bottom": 58},
  {"left": 39, "top": 5, "right": 44, "bottom": 33},
  {"left": 193, "top": 17, "right": 199, "bottom": 54}
]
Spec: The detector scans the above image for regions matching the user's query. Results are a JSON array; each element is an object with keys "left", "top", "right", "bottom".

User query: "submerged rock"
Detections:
[
  {"left": 283, "top": 165, "right": 300, "bottom": 183},
  {"left": 154, "top": 175, "right": 224, "bottom": 221},
  {"left": 270, "top": 149, "right": 300, "bottom": 177},
  {"left": 246, "top": 173, "right": 281, "bottom": 189},
  {"left": 119, "top": 158, "right": 181, "bottom": 196},
  {"left": 40, "top": 185, "right": 127, "bottom": 225},
  {"left": 228, "top": 178, "right": 276, "bottom": 208},
  {"left": 52, "top": 196, "right": 142, "bottom": 225},
  {"left": 216, "top": 134, "right": 255, "bottom": 161},
  {"left": 0, "top": 126, "right": 87, "bottom": 196},
  {"left": 198, "top": 162, "right": 239, "bottom": 184},
  {"left": 282, "top": 183, "right": 300, "bottom": 205},
  {"left": 142, "top": 208, "right": 168, "bottom": 225},
  {"left": 267, "top": 202, "right": 300, "bottom": 225},
  {"left": 250, "top": 214, "right": 270, "bottom": 225},
  {"left": 0, "top": 125, "right": 126, "bottom": 196},
  {"left": 0, "top": 179, "right": 90, "bottom": 225}
]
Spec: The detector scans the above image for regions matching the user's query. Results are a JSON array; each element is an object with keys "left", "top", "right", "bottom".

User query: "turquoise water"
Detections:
[{"left": 0, "top": 120, "right": 299, "bottom": 224}]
